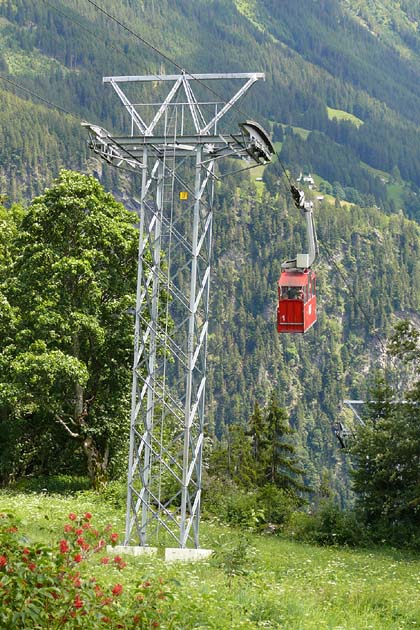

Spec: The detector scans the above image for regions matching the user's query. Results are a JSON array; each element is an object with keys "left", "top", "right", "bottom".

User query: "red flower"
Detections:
[
  {"left": 7, "top": 526, "right": 18, "bottom": 533},
  {"left": 101, "top": 618, "right": 112, "bottom": 624},
  {"left": 59, "top": 539, "right": 69, "bottom": 554},
  {"left": 117, "top": 561, "right": 127, "bottom": 570},
  {"left": 22, "top": 548, "right": 30, "bottom": 555},
  {"left": 82, "top": 522, "right": 91, "bottom": 530},
  {"left": 73, "top": 594, "right": 83, "bottom": 609},
  {"left": 28, "top": 562, "right": 36, "bottom": 572},
  {"left": 76, "top": 537, "right": 85, "bottom": 547},
  {"left": 113, "top": 555, "right": 122, "bottom": 564},
  {"left": 73, "top": 554, "right": 82, "bottom": 563},
  {"left": 0, "top": 555, "right": 7, "bottom": 567},
  {"left": 84, "top": 512, "right": 92, "bottom": 520},
  {"left": 68, "top": 513, "right": 77, "bottom": 521},
  {"left": 110, "top": 532, "right": 119, "bottom": 543},
  {"left": 75, "top": 528, "right": 83, "bottom": 536},
  {"left": 73, "top": 577, "right": 81, "bottom": 588},
  {"left": 64, "top": 524, "right": 73, "bottom": 533},
  {"left": 112, "top": 583, "right": 123, "bottom": 596},
  {"left": 101, "top": 557, "right": 109, "bottom": 565}
]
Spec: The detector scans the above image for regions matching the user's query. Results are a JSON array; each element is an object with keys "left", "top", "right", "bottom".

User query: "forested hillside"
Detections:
[{"left": 1, "top": 0, "right": 420, "bottom": 501}]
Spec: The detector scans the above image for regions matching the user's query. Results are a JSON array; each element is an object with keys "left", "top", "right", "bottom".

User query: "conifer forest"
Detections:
[{"left": 1, "top": 2, "right": 420, "bottom": 628}]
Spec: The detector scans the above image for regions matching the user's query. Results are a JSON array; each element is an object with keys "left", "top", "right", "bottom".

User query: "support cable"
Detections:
[{"left": 0, "top": 75, "right": 74, "bottom": 116}]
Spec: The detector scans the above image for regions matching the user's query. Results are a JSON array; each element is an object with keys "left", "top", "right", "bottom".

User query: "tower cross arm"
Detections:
[{"left": 103, "top": 73, "right": 265, "bottom": 83}]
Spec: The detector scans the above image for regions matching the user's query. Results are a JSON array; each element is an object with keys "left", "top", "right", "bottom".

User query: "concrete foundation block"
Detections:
[
  {"left": 106, "top": 545, "right": 158, "bottom": 557},
  {"left": 164, "top": 547, "right": 213, "bottom": 562}
]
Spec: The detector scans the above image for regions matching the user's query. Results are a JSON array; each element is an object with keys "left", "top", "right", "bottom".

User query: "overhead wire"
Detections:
[
  {"left": 4, "top": 0, "right": 395, "bottom": 432},
  {"left": 40, "top": 0, "right": 123, "bottom": 54},
  {"left": 1, "top": 3, "right": 381, "bottom": 355},
  {"left": 0, "top": 75, "right": 74, "bottom": 117}
]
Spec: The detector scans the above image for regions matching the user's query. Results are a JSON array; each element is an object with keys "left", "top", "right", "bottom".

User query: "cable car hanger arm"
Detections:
[{"left": 282, "top": 185, "right": 319, "bottom": 270}]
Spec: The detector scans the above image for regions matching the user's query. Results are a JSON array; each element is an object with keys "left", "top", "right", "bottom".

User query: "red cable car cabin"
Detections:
[{"left": 277, "top": 268, "right": 317, "bottom": 333}]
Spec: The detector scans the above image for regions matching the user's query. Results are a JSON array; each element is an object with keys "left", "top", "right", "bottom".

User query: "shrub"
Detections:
[
  {"left": 0, "top": 511, "right": 172, "bottom": 629},
  {"left": 285, "top": 501, "right": 368, "bottom": 547}
]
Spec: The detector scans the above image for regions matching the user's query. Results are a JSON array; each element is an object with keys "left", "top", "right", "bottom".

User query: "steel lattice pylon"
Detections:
[{"left": 83, "top": 72, "right": 273, "bottom": 548}]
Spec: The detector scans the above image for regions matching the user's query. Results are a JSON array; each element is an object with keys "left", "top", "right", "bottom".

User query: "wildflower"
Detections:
[
  {"left": 101, "top": 557, "right": 110, "bottom": 565},
  {"left": 84, "top": 512, "right": 92, "bottom": 520},
  {"left": 76, "top": 537, "right": 85, "bottom": 547},
  {"left": 28, "top": 562, "right": 36, "bottom": 572},
  {"left": 22, "top": 548, "right": 30, "bottom": 555},
  {"left": 68, "top": 513, "right": 77, "bottom": 521},
  {"left": 75, "top": 528, "right": 83, "bottom": 536},
  {"left": 73, "top": 553, "right": 82, "bottom": 563},
  {"left": 7, "top": 526, "right": 18, "bottom": 533},
  {"left": 64, "top": 524, "right": 73, "bottom": 533},
  {"left": 113, "top": 555, "right": 122, "bottom": 564},
  {"left": 101, "top": 618, "right": 112, "bottom": 624},
  {"left": 0, "top": 555, "right": 7, "bottom": 567},
  {"left": 73, "top": 577, "right": 81, "bottom": 588},
  {"left": 59, "top": 539, "right": 70, "bottom": 554},
  {"left": 112, "top": 583, "right": 123, "bottom": 596},
  {"left": 117, "top": 561, "right": 127, "bottom": 570},
  {"left": 74, "top": 594, "right": 83, "bottom": 609},
  {"left": 110, "top": 532, "right": 119, "bottom": 543}
]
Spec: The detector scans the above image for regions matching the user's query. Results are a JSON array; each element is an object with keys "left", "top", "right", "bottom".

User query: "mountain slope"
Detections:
[{"left": 1, "top": 0, "right": 420, "bottom": 499}]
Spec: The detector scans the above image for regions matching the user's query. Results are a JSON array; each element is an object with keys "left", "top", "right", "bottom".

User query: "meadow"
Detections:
[{"left": 1, "top": 487, "right": 420, "bottom": 629}]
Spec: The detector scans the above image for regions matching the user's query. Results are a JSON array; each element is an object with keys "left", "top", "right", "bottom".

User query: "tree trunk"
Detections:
[{"left": 82, "top": 436, "right": 109, "bottom": 490}]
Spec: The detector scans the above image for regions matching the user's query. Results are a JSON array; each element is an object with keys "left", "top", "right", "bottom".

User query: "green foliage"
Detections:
[
  {"left": 350, "top": 363, "right": 420, "bottom": 547},
  {"left": 3, "top": 0, "right": 420, "bottom": 523},
  {"left": 0, "top": 171, "right": 139, "bottom": 487},
  {"left": 286, "top": 502, "right": 368, "bottom": 547},
  {"left": 213, "top": 535, "right": 257, "bottom": 584}
]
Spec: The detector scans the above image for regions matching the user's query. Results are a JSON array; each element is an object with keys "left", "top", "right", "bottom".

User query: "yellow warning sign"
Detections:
[{"left": 179, "top": 191, "right": 188, "bottom": 200}]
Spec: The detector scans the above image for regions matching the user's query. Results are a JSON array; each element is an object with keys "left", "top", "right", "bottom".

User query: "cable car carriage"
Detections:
[{"left": 277, "top": 187, "right": 318, "bottom": 334}]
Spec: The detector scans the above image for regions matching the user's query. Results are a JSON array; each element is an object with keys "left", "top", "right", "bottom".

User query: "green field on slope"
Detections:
[{"left": 1, "top": 490, "right": 420, "bottom": 629}]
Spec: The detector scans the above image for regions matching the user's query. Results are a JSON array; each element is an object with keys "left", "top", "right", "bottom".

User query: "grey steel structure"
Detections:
[{"left": 83, "top": 72, "right": 273, "bottom": 548}]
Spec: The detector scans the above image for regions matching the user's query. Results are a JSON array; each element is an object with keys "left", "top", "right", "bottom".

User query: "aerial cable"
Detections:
[
  {"left": 0, "top": 75, "right": 74, "bottom": 117},
  {"left": 40, "top": 0, "right": 123, "bottom": 54},
  {"left": 83, "top": 0, "right": 258, "bottom": 123},
  {"left": 319, "top": 239, "right": 388, "bottom": 356}
]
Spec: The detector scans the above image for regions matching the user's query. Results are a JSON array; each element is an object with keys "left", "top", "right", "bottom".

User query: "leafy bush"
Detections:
[
  {"left": 255, "top": 485, "right": 303, "bottom": 527},
  {"left": 0, "top": 511, "right": 172, "bottom": 629},
  {"left": 203, "top": 477, "right": 303, "bottom": 530},
  {"left": 285, "top": 501, "right": 368, "bottom": 547},
  {"left": 8, "top": 475, "right": 91, "bottom": 494}
]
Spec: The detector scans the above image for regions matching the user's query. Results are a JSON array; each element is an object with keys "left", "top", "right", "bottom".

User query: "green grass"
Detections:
[
  {"left": 2, "top": 489, "right": 420, "bottom": 628},
  {"left": 281, "top": 123, "right": 311, "bottom": 140},
  {"left": 327, "top": 107, "right": 364, "bottom": 128}
]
